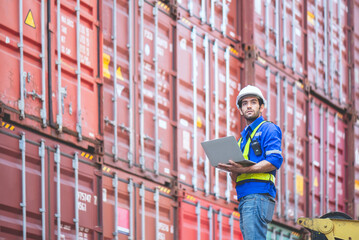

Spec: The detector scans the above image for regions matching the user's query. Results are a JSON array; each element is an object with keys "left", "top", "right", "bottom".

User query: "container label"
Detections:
[
  {"left": 158, "top": 222, "right": 173, "bottom": 240},
  {"left": 78, "top": 191, "right": 93, "bottom": 212},
  {"left": 255, "top": 0, "right": 261, "bottom": 15},
  {"left": 102, "top": 188, "right": 107, "bottom": 202},
  {"left": 180, "top": 174, "right": 186, "bottom": 181},
  {"left": 355, "top": 149, "right": 359, "bottom": 165},
  {"left": 355, "top": 179, "right": 359, "bottom": 191},
  {"left": 180, "top": 119, "right": 189, "bottom": 127},
  {"left": 296, "top": 175, "right": 304, "bottom": 196},
  {"left": 117, "top": 207, "right": 130, "bottom": 235},
  {"left": 180, "top": 38, "right": 187, "bottom": 50},
  {"left": 25, "top": 10, "right": 36, "bottom": 28},
  {"left": 159, "top": 119, "right": 167, "bottom": 129},
  {"left": 183, "top": 130, "right": 191, "bottom": 151}
]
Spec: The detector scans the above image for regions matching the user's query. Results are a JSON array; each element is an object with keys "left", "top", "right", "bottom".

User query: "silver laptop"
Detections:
[{"left": 201, "top": 136, "right": 255, "bottom": 167}]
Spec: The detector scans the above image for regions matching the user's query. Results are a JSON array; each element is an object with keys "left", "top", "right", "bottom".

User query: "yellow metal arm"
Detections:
[{"left": 297, "top": 217, "right": 359, "bottom": 240}]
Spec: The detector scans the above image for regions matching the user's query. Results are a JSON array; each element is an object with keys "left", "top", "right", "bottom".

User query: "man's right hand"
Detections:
[{"left": 230, "top": 172, "right": 238, "bottom": 182}]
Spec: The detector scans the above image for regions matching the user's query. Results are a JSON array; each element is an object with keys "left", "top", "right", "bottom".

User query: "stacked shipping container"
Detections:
[{"left": 0, "top": 0, "right": 358, "bottom": 239}]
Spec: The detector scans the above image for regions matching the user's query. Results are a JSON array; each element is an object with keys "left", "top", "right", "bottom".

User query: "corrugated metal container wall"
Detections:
[
  {"left": 178, "top": 195, "right": 243, "bottom": 239},
  {"left": 176, "top": 19, "right": 242, "bottom": 205},
  {"left": 0, "top": 0, "right": 102, "bottom": 149},
  {"left": 307, "top": 0, "right": 349, "bottom": 107},
  {"left": 244, "top": 0, "right": 306, "bottom": 79},
  {"left": 240, "top": 0, "right": 350, "bottom": 108},
  {"left": 175, "top": 0, "right": 240, "bottom": 42},
  {"left": 102, "top": 169, "right": 175, "bottom": 240},
  {"left": 308, "top": 98, "right": 347, "bottom": 217},
  {"left": 248, "top": 60, "right": 350, "bottom": 227},
  {"left": 0, "top": 122, "right": 101, "bottom": 239},
  {"left": 250, "top": 61, "right": 308, "bottom": 228},
  {"left": 102, "top": 0, "right": 176, "bottom": 185}
]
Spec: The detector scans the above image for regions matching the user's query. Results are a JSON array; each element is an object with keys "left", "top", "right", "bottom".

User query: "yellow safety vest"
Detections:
[{"left": 236, "top": 121, "right": 276, "bottom": 185}]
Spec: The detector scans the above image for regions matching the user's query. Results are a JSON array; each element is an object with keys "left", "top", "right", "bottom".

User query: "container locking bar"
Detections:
[
  {"left": 19, "top": 133, "right": 26, "bottom": 239},
  {"left": 191, "top": 26, "right": 198, "bottom": 192},
  {"left": 39, "top": 140, "right": 46, "bottom": 239}
]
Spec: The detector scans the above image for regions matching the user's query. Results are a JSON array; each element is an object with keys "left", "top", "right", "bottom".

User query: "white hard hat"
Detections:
[{"left": 236, "top": 85, "right": 266, "bottom": 109}]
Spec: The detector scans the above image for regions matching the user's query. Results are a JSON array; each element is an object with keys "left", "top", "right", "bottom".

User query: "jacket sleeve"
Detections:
[{"left": 262, "top": 123, "right": 283, "bottom": 170}]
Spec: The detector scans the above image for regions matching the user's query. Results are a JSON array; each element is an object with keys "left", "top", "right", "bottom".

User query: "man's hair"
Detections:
[{"left": 238, "top": 96, "right": 264, "bottom": 108}]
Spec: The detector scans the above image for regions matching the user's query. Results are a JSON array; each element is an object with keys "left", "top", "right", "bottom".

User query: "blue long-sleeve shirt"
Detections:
[{"left": 236, "top": 116, "right": 283, "bottom": 199}]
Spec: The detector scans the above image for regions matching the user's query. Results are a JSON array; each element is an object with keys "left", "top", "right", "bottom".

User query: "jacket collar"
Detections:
[{"left": 241, "top": 116, "right": 265, "bottom": 138}]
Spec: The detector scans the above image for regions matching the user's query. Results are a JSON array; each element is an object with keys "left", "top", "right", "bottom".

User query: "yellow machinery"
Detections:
[{"left": 297, "top": 212, "right": 359, "bottom": 240}]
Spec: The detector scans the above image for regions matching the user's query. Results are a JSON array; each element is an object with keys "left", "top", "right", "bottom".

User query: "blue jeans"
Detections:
[{"left": 238, "top": 193, "right": 275, "bottom": 240}]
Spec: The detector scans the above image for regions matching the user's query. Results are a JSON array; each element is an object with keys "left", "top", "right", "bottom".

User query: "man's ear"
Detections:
[
  {"left": 259, "top": 104, "right": 265, "bottom": 114},
  {"left": 239, "top": 108, "right": 244, "bottom": 115}
]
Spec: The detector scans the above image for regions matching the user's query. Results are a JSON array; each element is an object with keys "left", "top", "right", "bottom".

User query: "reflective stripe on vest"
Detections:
[{"left": 236, "top": 121, "right": 275, "bottom": 184}]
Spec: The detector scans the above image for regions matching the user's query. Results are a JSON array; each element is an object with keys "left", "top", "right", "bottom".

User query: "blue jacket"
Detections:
[{"left": 236, "top": 116, "right": 283, "bottom": 199}]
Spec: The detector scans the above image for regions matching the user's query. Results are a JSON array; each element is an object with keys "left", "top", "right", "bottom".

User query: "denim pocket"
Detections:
[{"left": 264, "top": 196, "right": 275, "bottom": 223}]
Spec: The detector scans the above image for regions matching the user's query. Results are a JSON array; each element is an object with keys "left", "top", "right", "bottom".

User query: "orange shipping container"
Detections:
[{"left": 0, "top": 0, "right": 102, "bottom": 150}]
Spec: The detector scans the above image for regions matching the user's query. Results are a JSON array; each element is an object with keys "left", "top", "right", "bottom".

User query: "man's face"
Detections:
[{"left": 239, "top": 96, "right": 264, "bottom": 121}]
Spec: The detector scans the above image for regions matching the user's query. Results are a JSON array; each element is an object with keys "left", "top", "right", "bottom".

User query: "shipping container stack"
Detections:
[
  {"left": 240, "top": 0, "right": 359, "bottom": 233},
  {"left": 0, "top": 0, "right": 358, "bottom": 240}
]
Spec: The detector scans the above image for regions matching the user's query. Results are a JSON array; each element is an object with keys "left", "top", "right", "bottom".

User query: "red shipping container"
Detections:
[
  {"left": 250, "top": 61, "right": 308, "bottom": 228},
  {"left": 178, "top": 194, "right": 243, "bottom": 240},
  {"left": 0, "top": 122, "right": 101, "bottom": 239},
  {"left": 246, "top": 60, "right": 350, "bottom": 227},
  {"left": 0, "top": 0, "right": 102, "bottom": 148},
  {"left": 175, "top": 0, "right": 240, "bottom": 42},
  {"left": 307, "top": 0, "right": 350, "bottom": 107},
  {"left": 243, "top": 0, "right": 306, "bottom": 80},
  {"left": 102, "top": 168, "right": 176, "bottom": 240},
  {"left": 102, "top": 0, "right": 176, "bottom": 185},
  {"left": 307, "top": 97, "right": 348, "bottom": 217},
  {"left": 176, "top": 20, "right": 242, "bottom": 205}
]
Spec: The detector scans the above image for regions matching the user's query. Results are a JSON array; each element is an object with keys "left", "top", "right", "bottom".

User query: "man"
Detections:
[{"left": 218, "top": 85, "right": 283, "bottom": 240}]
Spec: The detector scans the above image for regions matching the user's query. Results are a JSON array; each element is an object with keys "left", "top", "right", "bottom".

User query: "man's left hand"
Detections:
[{"left": 217, "top": 160, "right": 249, "bottom": 174}]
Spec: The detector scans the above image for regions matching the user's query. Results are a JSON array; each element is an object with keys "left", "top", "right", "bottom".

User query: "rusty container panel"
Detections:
[
  {"left": 178, "top": 195, "right": 243, "bottom": 240},
  {"left": 248, "top": 0, "right": 306, "bottom": 79},
  {"left": 176, "top": 0, "right": 240, "bottom": 42},
  {"left": 0, "top": 122, "right": 101, "bottom": 239},
  {"left": 176, "top": 20, "right": 242, "bottom": 205},
  {"left": 252, "top": 61, "right": 308, "bottom": 228},
  {"left": 307, "top": 0, "right": 349, "bottom": 107},
  {"left": 102, "top": 168, "right": 175, "bottom": 240},
  {"left": 102, "top": 0, "right": 175, "bottom": 185},
  {"left": 308, "top": 98, "right": 347, "bottom": 217},
  {"left": 0, "top": 0, "right": 101, "bottom": 148}
]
